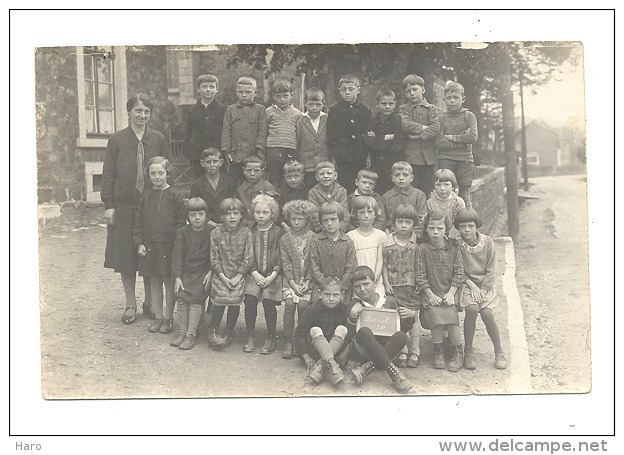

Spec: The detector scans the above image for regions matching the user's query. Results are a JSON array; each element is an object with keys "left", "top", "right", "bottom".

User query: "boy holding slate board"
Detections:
[{"left": 346, "top": 266, "right": 417, "bottom": 394}]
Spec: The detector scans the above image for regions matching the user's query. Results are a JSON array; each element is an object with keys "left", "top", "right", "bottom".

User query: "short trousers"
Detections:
[
  {"left": 437, "top": 159, "right": 475, "bottom": 187},
  {"left": 282, "top": 285, "right": 312, "bottom": 303}
]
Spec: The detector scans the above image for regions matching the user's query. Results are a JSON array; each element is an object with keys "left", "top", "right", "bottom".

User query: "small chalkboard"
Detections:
[{"left": 356, "top": 308, "right": 401, "bottom": 337}]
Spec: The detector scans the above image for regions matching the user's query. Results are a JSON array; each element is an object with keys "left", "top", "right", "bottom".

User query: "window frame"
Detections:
[
  {"left": 83, "top": 46, "right": 116, "bottom": 137},
  {"left": 76, "top": 45, "right": 127, "bottom": 149}
]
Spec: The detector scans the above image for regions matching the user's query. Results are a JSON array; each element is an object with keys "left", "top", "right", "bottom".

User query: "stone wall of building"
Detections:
[{"left": 35, "top": 47, "right": 83, "bottom": 203}]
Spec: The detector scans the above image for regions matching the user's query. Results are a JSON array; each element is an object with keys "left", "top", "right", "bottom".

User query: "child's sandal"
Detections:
[
  {"left": 395, "top": 353, "right": 407, "bottom": 368},
  {"left": 121, "top": 307, "right": 136, "bottom": 325}
]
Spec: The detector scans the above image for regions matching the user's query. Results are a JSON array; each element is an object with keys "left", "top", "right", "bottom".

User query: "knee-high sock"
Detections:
[
  {"left": 150, "top": 275, "right": 164, "bottom": 319},
  {"left": 481, "top": 308, "right": 502, "bottom": 352},
  {"left": 263, "top": 300, "right": 278, "bottom": 336},
  {"left": 329, "top": 326, "right": 348, "bottom": 355},
  {"left": 447, "top": 324, "right": 462, "bottom": 345},
  {"left": 225, "top": 306, "right": 240, "bottom": 332},
  {"left": 187, "top": 303, "right": 202, "bottom": 336},
  {"left": 311, "top": 333, "right": 333, "bottom": 361},
  {"left": 408, "top": 316, "right": 421, "bottom": 356},
  {"left": 177, "top": 300, "right": 189, "bottom": 334},
  {"left": 211, "top": 304, "right": 225, "bottom": 328},
  {"left": 297, "top": 300, "right": 310, "bottom": 320},
  {"left": 244, "top": 295, "right": 258, "bottom": 332},
  {"left": 355, "top": 327, "right": 407, "bottom": 369},
  {"left": 463, "top": 305, "right": 479, "bottom": 348},
  {"left": 283, "top": 300, "right": 296, "bottom": 339}
]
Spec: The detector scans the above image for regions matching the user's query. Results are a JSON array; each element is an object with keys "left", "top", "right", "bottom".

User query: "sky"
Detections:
[{"left": 521, "top": 47, "right": 586, "bottom": 130}]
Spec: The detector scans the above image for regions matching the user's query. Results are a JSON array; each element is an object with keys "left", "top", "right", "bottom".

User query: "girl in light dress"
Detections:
[{"left": 346, "top": 196, "right": 386, "bottom": 306}]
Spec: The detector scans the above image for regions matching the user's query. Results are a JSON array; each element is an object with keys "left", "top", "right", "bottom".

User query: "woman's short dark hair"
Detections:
[{"left": 126, "top": 93, "right": 154, "bottom": 112}]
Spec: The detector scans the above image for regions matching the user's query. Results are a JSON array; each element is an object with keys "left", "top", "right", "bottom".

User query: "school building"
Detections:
[
  {"left": 35, "top": 45, "right": 448, "bottom": 206},
  {"left": 36, "top": 45, "right": 287, "bottom": 205}
]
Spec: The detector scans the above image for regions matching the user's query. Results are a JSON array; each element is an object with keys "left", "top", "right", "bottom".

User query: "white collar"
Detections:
[{"left": 303, "top": 111, "right": 326, "bottom": 120}]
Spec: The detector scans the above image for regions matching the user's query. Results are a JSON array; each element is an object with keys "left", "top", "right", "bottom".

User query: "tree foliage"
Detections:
[{"left": 228, "top": 41, "right": 577, "bottom": 157}]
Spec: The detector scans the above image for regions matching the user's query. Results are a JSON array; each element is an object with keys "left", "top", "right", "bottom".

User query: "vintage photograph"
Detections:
[
  {"left": 35, "top": 39, "right": 590, "bottom": 400},
  {"left": 10, "top": 8, "right": 615, "bottom": 441}
]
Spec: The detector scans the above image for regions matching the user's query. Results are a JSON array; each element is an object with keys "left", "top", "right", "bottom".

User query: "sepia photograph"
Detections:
[
  {"left": 34, "top": 40, "right": 589, "bottom": 400},
  {"left": 10, "top": 8, "right": 615, "bottom": 441}
]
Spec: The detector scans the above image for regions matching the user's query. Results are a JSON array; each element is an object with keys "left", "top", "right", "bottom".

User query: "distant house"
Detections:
[{"left": 516, "top": 121, "right": 561, "bottom": 167}]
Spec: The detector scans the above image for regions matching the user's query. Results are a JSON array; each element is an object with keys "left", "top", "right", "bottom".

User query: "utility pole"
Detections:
[
  {"left": 498, "top": 44, "right": 520, "bottom": 240},
  {"left": 519, "top": 72, "right": 529, "bottom": 191}
]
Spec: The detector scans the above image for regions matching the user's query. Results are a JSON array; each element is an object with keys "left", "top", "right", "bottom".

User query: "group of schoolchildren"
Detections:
[{"left": 131, "top": 71, "right": 506, "bottom": 394}]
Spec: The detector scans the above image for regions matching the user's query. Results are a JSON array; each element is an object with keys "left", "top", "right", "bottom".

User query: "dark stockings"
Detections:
[{"left": 355, "top": 327, "right": 407, "bottom": 369}]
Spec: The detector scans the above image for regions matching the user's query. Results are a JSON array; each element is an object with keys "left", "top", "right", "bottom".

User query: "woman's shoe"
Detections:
[
  {"left": 148, "top": 318, "right": 163, "bottom": 333},
  {"left": 121, "top": 307, "right": 136, "bottom": 325}
]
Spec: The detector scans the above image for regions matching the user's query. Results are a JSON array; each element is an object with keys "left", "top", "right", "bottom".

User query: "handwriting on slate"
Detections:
[{"left": 360, "top": 310, "right": 398, "bottom": 335}]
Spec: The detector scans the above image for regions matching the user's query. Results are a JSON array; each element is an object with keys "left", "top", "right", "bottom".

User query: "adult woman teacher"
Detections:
[{"left": 101, "top": 93, "right": 169, "bottom": 324}]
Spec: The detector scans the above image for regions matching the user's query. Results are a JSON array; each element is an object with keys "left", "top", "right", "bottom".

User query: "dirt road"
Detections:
[{"left": 514, "top": 174, "right": 592, "bottom": 393}]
